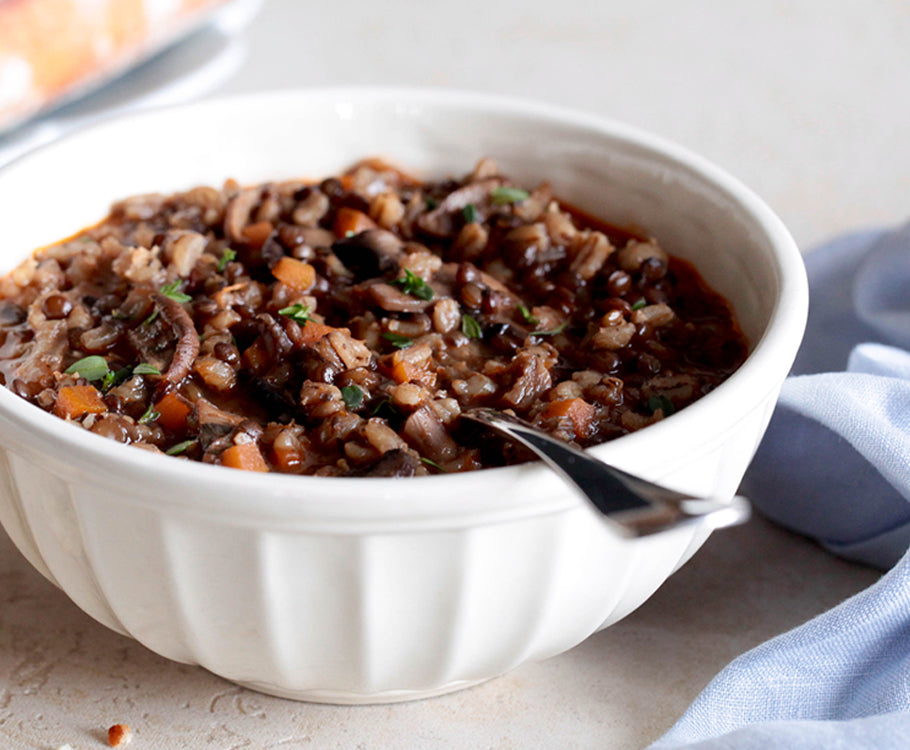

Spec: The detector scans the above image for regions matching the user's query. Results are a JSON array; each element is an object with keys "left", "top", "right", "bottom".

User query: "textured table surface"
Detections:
[{"left": 1, "top": 1, "right": 907, "bottom": 748}]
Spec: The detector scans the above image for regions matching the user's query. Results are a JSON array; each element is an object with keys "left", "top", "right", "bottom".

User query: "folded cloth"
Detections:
[
  {"left": 649, "top": 221, "right": 910, "bottom": 749},
  {"left": 746, "top": 222, "right": 910, "bottom": 570},
  {"left": 649, "top": 548, "right": 910, "bottom": 749}
]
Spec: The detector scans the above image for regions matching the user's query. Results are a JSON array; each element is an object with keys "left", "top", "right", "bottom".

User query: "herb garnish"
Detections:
[
  {"left": 101, "top": 366, "right": 130, "bottom": 392},
  {"left": 64, "top": 355, "right": 109, "bottom": 382},
  {"left": 278, "top": 303, "right": 313, "bottom": 324},
  {"left": 138, "top": 404, "right": 160, "bottom": 424},
  {"left": 382, "top": 331, "right": 413, "bottom": 349},
  {"left": 532, "top": 320, "right": 568, "bottom": 337},
  {"left": 420, "top": 456, "right": 446, "bottom": 472},
  {"left": 392, "top": 269, "right": 434, "bottom": 301},
  {"left": 159, "top": 280, "right": 192, "bottom": 304},
  {"left": 631, "top": 298, "right": 647, "bottom": 311},
  {"left": 371, "top": 398, "right": 398, "bottom": 419},
  {"left": 341, "top": 384, "right": 364, "bottom": 410},
  {"left": 425, "top": 197, "right": 438, "bottom": 211},
  {"left": 67, "top": 358, "right": 160, "bottom": 389},
  {"left": 462, "top": 203, "right": 479, "bottom": 224},
  {"left": 647, "top": 395, "right": 675, "bottom": 416},
  {"left": 217, "top": 248, "right": 236, "bottom": 272},
  {"left": 461, "top": 314, "right": 482, "bottom": 339},
  {"left": 518, "top": 305, "right": 539, "bottom": 327},
  {"left": 490, "top": 186, "right": 530, "bottom": 205},
  {"left": 165, "top": 439, "right": 196, "bottom": 456}
]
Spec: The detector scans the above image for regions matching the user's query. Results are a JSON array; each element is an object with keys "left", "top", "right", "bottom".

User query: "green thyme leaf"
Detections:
[
  {"left": 461, "top": 314, "right": 482, "bottom": 339},
  {"left": 102, "top": 366, "right": 131, "bottom": 392},
  {"left": 165, "top": 439, "right": 196, "bottom": 456},
  {"left": 425, "top": 197, "right": 438, "bottom": 210},
  {"left": 533, "top": 320, "right": 568, "bottom": 337},
  {"left": 64, "top": 355, "right": 109, "bottom": 382},
  {"left": 631, "top": 298, "right": 647, "bottom": 311},
  {"left": 490, "top": 186, "right": 530, "bottom": 205},
  {"left": 341, "top": 384, "right": 364, "bottom": 410},
  {"left": 420, "top": 456, "right": 447, "bottom": 473},
  {"left": 462, "top": 203, "right": 479, "bottom": 224},
  {"left": 132, "top": 363, "right": 161, "bottom": 376},
  {"left": 392, "top": 269, "right": 435, "bottom": 301},
  {"left": 518, "top": 305, "right": 539, "bottom": 326},
  {"left": 382, "top": 332, "right": 413, "bottom": 349},
  {"left": 160, "top": 281, "right": 192, "bottom": 304},
  {"left": 371, "top": 398, "right": 398, "bottom": 419},
  {"left": 217, "top": 248, "right": 237, "bottom": 272},
  {"left": 278, "top": 303, "right": 313, "bottom": 324},
  {"left": 138, "top": 405, "right": 160, "bottom": 424},
  {"left": 647, "top": 395, "right": 675, "bottom": 416}
]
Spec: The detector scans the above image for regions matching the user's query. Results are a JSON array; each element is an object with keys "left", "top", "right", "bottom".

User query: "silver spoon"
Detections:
[{"left": 462, "top": 408, "right": 750, "bottom": 538}]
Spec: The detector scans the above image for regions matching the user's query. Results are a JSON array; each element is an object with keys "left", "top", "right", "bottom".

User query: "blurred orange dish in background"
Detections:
[{"left": 0, "top": 0, "right": 231, "bottom": 132}]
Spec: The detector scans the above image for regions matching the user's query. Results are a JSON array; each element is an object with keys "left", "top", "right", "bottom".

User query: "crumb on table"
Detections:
[{"left": 107, "top": 723, "right": 132, "bottom": 747}]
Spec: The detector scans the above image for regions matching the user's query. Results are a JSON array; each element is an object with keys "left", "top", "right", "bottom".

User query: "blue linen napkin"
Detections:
[{"left": 649, "top": 221, "right": 910, "bottom": 749}]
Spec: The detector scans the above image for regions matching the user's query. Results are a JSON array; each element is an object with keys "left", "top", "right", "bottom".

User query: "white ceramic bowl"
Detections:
[{"left": 0, "top": 88, "right": 807, "bottom": 703}]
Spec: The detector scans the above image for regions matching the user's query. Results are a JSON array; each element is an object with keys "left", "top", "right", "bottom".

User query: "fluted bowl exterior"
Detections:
[{"left": 0, "top": 88, "right": 807, "bottom": 703}]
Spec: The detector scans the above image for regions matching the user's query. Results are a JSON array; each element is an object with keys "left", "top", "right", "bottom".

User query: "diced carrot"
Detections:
[
  {"left": 221, "top": 443, "right": 269, "bottom": 472},
  {"left": 339, "top": 174, "right": 355, "bottom": 190},
  {"left": 388, "top": 350, "right": 421, "bottom": 384},
  {"left": 241, "top": 339, "right": 270, "bottom": 373},
  {"left": 542, "top": 398, "right": 579, "bottom": 419},
  {"left": 296, "top": 320, "right": 336, "bottom": 345},
  {"left": 541, "top": 398, "right": 597, "bottom": 440},
  {"left": 383, "top": 344, "right": 436, "bottom": 386},
  {"left": 272, "top": 256, "right": 316, "bottom": 291},
  {"left": 154, "top": 392, "right": 192, "bottom": 432},
  {"left": 242, "top": 221, "right": 274, "bottom": 249},
  {"left": 53, "top": 385, "right": 107, "bottom": 419},
  {"left": 332, "top": 207, "right": 375, "bottom": 238},
  {"left": 390, "top": 358, "right": 416, "bottom": 384}
]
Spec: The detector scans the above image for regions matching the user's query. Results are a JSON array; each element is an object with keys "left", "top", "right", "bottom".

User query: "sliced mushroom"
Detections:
[
  {"left": 351, "top": 448, "right": 419, "bottom": 477},
  {"left": 501, "top": 350, "right": 553, "bottom": 410},
  {"left": 325, "top": 330, "right": 373, "bottom": 369},
  {"left": 331, "top": 229, "right": 404, "bottom": 279},
  {"left": 416, "top": 178, "right": 501, "bottom": 238},
  {"left": 12, "top": 320, "right": 67, "bottom": 387},
  {"left": 363, "top": 281, "right": 435, "bottom": 313},
  {"left": 402, "top": 405, "right": 459, "bottom": 463},
  {"left": 256, "top": 313, "right": 294, "bottom": 360},
  {"left": 154, "top": 293, "right": 201, "bottom": 386},
  {"left": 223, "top": 187, "right": 261, "bottom": 243},
  {"left": 194, "top": 397, "right": 246, "bottom": 449}
]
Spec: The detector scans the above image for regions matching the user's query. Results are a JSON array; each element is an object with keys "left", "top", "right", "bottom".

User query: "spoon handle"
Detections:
[{"left": 463, "top": 409, "right": 750, "bottom": 538}]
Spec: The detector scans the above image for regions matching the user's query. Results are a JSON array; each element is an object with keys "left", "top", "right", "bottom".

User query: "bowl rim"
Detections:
[{"left": 0, "top": 85, "right": 808, "bottom": 524}]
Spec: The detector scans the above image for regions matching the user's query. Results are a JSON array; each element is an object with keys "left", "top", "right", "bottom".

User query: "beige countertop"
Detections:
[
  {"left": 0, "top": 516, "right": 880, "bottom": 749},
  {"left": 1, "top": 1, "right": 906, "bottom": 747}
]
